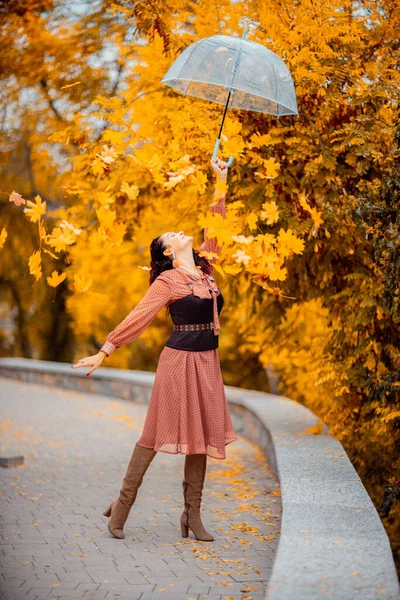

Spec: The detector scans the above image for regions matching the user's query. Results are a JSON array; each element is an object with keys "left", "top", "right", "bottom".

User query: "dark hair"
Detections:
[{"left": 149, "top": 234, "right": 213, "bottom": 317}]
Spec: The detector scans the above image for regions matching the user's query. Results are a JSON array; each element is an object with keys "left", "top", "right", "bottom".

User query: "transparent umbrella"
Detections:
[{"left": 161, "top": 20, "right": 299, "bottom": 167}]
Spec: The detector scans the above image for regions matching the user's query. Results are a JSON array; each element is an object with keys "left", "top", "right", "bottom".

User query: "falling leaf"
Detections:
[
  {"left": 0, "top": 228, "right": 7, "bottom": 249},
  {"left": 28, "top": 250, "right": 42, "bottom": 281},
  {"left": 23, "top": 195, "right": 46, "bottom": 223},
  {"left": 9, "top": 191, "right": 27, "bottom": 206},
  {"left": 47, "top": 270, "right": 67, "bottom": 288}
]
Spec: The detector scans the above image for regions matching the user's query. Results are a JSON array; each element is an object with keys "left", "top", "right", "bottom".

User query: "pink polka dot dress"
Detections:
[{"left": 100, "top": 196, "right": 239, "bottom": 460}]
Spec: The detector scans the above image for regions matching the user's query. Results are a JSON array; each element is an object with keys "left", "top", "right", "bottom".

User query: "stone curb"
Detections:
[{"left": 0, "top": 357, "right": 399, "bottom": 600}]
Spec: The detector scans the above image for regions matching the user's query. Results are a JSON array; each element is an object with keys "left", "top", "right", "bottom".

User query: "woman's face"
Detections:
[{"left": 160, "top": 230, "right": 193, "bottom": 258}]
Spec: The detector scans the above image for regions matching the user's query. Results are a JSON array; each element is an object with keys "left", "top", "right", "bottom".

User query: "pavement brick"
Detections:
[{"left": 0, "top": 377, "right": 280, "bottom": 600}]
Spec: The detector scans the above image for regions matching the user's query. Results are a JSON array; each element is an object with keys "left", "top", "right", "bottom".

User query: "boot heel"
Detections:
[
  {"left": 103, "top": 503, "right": 112, "bottom": 517},
  {"left": 180, "top": 515, "right": 189, "bottom": 538}
]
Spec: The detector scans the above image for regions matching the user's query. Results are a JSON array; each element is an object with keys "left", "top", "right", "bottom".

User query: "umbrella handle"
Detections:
[{"left": 212, "top": 139, "right": 234, "bottom": 168}]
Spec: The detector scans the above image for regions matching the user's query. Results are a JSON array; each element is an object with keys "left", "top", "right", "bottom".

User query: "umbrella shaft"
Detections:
[{"left": 218, "top": 90, "right": 232, "bottom": 140}]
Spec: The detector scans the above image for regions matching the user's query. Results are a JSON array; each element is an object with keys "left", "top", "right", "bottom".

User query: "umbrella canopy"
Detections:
[
  {"left": 161, "top": 34, "right": 298, "bottom": 116},
  {"left": 161, "top": 24, "right": 298, "bottom": 166}
]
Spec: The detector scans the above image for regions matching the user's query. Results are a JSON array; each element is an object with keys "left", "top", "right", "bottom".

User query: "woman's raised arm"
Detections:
[{"left": 198, "top": 158, "right": 228, "bottom": 266}]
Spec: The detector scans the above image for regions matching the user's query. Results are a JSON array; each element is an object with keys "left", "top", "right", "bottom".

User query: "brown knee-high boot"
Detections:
[
  {"left": 180, "top": 453, "right": 214, "bottom": 542},
  {"left": 103, "top": 443, "right": 157, "bottom": 539}
]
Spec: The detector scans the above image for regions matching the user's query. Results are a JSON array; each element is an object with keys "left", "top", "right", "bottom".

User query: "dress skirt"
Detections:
[{"left": 136, "top": 345, "right": 239, "bottom": 460}]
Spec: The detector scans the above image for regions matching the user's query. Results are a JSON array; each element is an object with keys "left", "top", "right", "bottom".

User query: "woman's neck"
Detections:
[{"left": 175, "top": 248, "right": 198, "bottom": 272}]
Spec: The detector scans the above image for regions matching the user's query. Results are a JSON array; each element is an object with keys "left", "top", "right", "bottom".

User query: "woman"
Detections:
[{"left": 72, "top": 157, "right": 238, "bottom": 542}]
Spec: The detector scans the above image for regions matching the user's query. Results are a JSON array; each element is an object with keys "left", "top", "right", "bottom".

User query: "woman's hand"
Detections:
[
  {"left": 211, "top": 157, "right": 228, "bottom": 181},
  {"left": 71, "top": 351, "right": 105, "bottom": 376}
]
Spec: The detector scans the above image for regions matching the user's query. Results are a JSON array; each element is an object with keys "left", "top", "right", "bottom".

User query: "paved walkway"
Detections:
[{"left": 0, "top": 377, "right": 281, "bottom": 600}]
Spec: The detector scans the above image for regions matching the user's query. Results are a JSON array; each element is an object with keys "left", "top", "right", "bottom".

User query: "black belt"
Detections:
[{"left": 173, "top": 322, "right": 214, "bottom": 332}]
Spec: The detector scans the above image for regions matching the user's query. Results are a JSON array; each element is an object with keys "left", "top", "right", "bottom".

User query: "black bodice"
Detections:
[{"left": 165, "top": 291, "right": 224, "bottom": 352}]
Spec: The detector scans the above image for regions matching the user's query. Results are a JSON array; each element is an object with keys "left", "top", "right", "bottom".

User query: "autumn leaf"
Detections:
[
  {"left": 120, "top": 182, "right": 139, "bottom": 200},
  {"left": 0, "top": 228, "right": 8, "bottom": 249},
  {"left": 98, "top": 144, "right": 119, "bottom": 164},
  {"left": 9, "top": 191, "right": 27, "bottom": 206},
  {"left": 23, "top": 195, "right": 46, "bottom": 223},
  {"left": 46, "top": 270, "right": 67, "bottom": 288},
  {"left": 28, "top": 250, "right": 42, "bottom": 281},
  {"left": 231, "top": 235, "right": 255, "bottom": 245},
  {"left": 260, "top": 201, "right": 280, "bottom": 225},
  {"left": 96, "top": 206, "right": 116, "bottom": 229},
  {"left": 246, "top": 212, "right": 259, "bottom": 231},
  {"left": 223, "top": 263, "right": 243, "bottom": 275},
  {"left": 106, "top": 221, "right": 127, "bottom": 246},
  {"left": 46, "top": 226, "right": 78, "bottom": 252},
  {"left": 276, "top": 228, "right": 305, "bottom": 257},
  {"left": 232, "top": 250, "right": 251, "bottom": 265},
  {"left": 91, "top": 157, "right": 106, "bottom": 176},
  {"left": 74, "top": 274, "right": 92, "bottom": 293},
  {"left": 255, "top": 158, "right": 280, "bottom": 179},
  {"left": 59, "top": 220, "right": 82, "bottom": 235},
  {"left": 102, "top": 130, "right": 125, "bottom": 146}
]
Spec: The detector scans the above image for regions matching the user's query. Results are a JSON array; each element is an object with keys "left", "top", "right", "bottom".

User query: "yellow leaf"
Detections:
[
  {"left": 47, "top": 270, "right": 67, "bottom": 288},
  {"left": 309, "top": 207, "right": 323, "bottom": 227},
  {"left": 264, "top": 157, "right": 280, "bottom": 178},
  {"left": 46, "top": 226, "right": 77, "bottom": 252},
  {"left": 98, "top": 144, "right": 119, "bottom": 164},
  {"left": 28, "top": 250, "right": 42, "bottom": 281},
  {"left": 97, "top": 192, "right": 115, "bottom": 206},
  {"left": 276, "top": 228, "right": 305, "bottom": 257},
  {"left": 121, "top": 182, "right": 139, "bottom": 200},
  {"left": 246, "top": 212, "right": 258, "bottom": 231},
  {"left": 191, "top": 170, "right": 208, "bottom": 194},
  {"left": 74, "top": 274, "right": 93, "bottom": 293},
  {"left": 260, "top": 201, "right": 280, "bottom": 225},
  {"left": 223, "top": 263, "right": 242, "bottom": 275},
  {"left": 96, "top": 206, "right": 116, "bottom": 229},
  {"left": 23, "top": 195, "right": 46, "bottom": 223},
  {"left": 91, "top": 157, "right": 106, "bottom": 176},
  {"left": 102, "top": 130, "right": 125, "bottom": 146},
  {"left": 107, "top": 221, "right": 127, "bottom": 246},
  {"left": 0, "top": 227, "right": 8, "bottom": 249}
]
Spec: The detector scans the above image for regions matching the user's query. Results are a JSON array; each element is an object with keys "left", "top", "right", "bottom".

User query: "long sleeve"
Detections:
[
  {"left": 198, "top": 193, "right": 226, "bottom": 265},
  {"left": 100, "top": 274, "right": 173, "bottom": 357}
]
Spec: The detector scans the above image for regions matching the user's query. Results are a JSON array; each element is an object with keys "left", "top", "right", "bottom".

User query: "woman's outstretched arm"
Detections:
[
  {"left": 198, "top": 158, "right": 228, "bottom": 266},
  {"left": 100, "top": 273, "right": 173, "bottom": 357}
]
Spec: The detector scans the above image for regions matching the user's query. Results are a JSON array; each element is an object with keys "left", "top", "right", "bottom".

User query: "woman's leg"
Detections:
[
  {"left": 103, "top": 443, "right": 157, "bottom": 539},
  {"left": 180, "top": 453, "right": 214, "bottom": 541}
]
